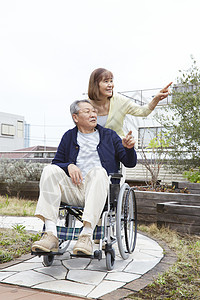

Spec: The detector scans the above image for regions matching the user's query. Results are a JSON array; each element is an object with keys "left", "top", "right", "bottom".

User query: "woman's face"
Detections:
[{"left": 98, "top": 76, "right": 114, "bottom": 99}]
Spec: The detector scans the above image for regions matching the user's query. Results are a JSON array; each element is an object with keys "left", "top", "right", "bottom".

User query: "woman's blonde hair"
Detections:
[{"left": 88, "top": 68, "right": 113, "bottom": 101}]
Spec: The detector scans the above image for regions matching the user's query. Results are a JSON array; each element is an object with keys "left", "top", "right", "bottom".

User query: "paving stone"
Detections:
[
  {"left": 84, "top": 258, "right": 107, "bottom": 271},
  {"left": 87, "top": 280, "right": 124, "bottom": 298},
  {"left": 124, "top": 258, "right": 161, "bottom": 274},
  {"left": 0, "top": 271, "right": 16, "bottom": 281},
  {"left": 54, "top": 251, "right": 71, "bottom": 260},
  {"left": 140, "top": 248, "right": 164, "bottom": 258},
  {"left": 87, "top": 256, "right": 131, "bottom": 272},
  {"left": 67, "top": 269, "right": 106, "bottom": 285},
  {"left": 105, "top": 271, "right": 141, "bottom": 282},
  {"left": 131, "top": 250, "right": 162, "bottom": 261},
  {"left": 110, "top": 258, "right": 134, "bottom": 272},
  {"left": 33, "top": 279, "right": 95, "bottom": 297},
  {"left": 26, "top": 256, "right": 43, "bottom": 263},
  {"left": 114, "top": 254, "right": 133, "bottom": 263},
  {"left": 136, "top": 238, "right": 160, "bottom": 248},
  {"left": 35, "top": 264, "right": 68, "bottom": 280},
  {"left": 62, "top": 257, "right": 91, "bottom": 270},
  {"left": 30, "top": 254, "right": 66, "bottom": 265},
  {"left": 137, "top": 239, "right": 161, "bottom": 251},
  {"left": 1, "top": 262, "right": 43, "bottom": 272},
  {"left": 2, "top": 270, "right": 56, "bottom": 287}
]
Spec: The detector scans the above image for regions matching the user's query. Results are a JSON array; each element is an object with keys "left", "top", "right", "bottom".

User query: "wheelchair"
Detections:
[{"left": 32, "top": 173, "right": 137, "bottom": 271}]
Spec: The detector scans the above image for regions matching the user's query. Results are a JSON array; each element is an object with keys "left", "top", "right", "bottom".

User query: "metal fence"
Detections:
[{"left": 0, "top": 151, "right": 56, "bottom": 163}]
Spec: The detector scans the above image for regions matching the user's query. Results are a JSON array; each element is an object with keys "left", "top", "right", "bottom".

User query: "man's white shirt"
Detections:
[{"left": 76, "top": 129, "right": 102, "bottom": 179}]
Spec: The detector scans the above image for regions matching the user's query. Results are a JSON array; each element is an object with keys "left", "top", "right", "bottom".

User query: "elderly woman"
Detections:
[{"left": 88, "top": 68, "right": 172, "bottom": 137}]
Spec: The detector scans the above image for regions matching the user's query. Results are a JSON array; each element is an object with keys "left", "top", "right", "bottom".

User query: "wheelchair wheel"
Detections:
[
  {"left": 124, "top": 188, "right": 137, "bottom": 254},
  {"left": 116, "top": 183, "right": 130, "bottom": 260},
  {"left": 43, "top": 254, "right": 54, "bottom": 267},
  {"left": 106, "top": 248, "right": 115, "bottom": 271}
]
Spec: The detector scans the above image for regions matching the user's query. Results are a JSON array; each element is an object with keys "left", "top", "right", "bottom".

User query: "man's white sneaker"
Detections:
[
  {"left": 73, "top": 234, "right": 93, "bottom": 255},
  {"left": 31, "top": 232, "right": 59, "bottom": 252}
]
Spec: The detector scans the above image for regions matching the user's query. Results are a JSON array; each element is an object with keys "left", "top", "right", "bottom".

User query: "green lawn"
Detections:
[
  {"left": 0, "top": 226, "right": 39, "bottom": 264},
  {"left": 0, "top": 195, "right": 37, "bottom": 216}
]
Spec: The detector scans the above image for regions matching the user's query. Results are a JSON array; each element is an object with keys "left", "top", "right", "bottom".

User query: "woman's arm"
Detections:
[{"left": 148, "top": 82, "right": 173, "bottom": 110}]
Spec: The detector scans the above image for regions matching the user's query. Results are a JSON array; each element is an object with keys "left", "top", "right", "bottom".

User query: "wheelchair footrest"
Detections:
[
  {"left": 70, "top": 253, "right": 94, "bottom": 259},
  {"left": 70, "top": 249, "right": 102, "bottom": 260},
  {"left": 31, "top": 248, "right": 65, "bottom": 256}
]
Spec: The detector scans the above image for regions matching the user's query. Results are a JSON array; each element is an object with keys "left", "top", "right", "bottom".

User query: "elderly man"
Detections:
[{"left": 32, "top": 100, "right": 137, "bottom": 255}]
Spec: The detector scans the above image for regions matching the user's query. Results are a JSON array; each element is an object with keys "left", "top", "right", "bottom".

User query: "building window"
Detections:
[
  {"left": 138, "top": 127, "right": 163, "bottom": 148},
  {"left": 48, "top": 152, "right": 55, "bottom": 158},
  {"left": 34, "top": 152, "right": 44, "bottom": 158},
  {"left": 1, "top": 124, "right": 15, "bottom": 136},
  {"left": 17, "top": 120, "right": 24, "bottom": 138}
]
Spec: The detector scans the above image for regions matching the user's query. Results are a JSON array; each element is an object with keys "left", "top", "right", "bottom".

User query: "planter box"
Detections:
[
  {"left": 172, "top": 181, "right": 200, "bottom": 194},
  {"left": 157, "top": 201, "right": 200, "bottom": 235},
  {"left": 0, "top": 181, "right": 39, "bottom": 199},
  {"left": 134, "top": 190, "right": 200, "bottom": 224}
]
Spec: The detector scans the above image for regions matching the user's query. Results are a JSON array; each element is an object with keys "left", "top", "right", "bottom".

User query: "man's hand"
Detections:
[
  {"left": 122, "top": 131, "right": 136, "bottom": 149},
  {"left": 68, "top": 164, "right": 83, "bottom": 185}
]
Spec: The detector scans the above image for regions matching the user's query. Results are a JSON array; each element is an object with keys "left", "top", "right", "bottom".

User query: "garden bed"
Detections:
[
  {"left": 0, "top": 181, "right": 39, "bottom": 199},
  {"left": 134, "top": 190, "right": 200, "bottom": 226},
  {"left": 172, "top": 181, "right": 200, "bottom": 194},
  {"left": 157, "top": 201, "right": 200, "bottom": 235}
]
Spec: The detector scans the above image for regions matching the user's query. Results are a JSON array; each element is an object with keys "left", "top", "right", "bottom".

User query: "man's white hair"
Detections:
[{"left": 70, "top": 100, "right": 91, "bottom": 115}]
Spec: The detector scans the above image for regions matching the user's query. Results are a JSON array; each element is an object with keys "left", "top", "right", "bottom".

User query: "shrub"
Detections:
[
  {"left": 0, "top": 160, "right": 46, "bottom": 196},
  {"left": 183, "top": 167, "right": 200, "bottom": 183}
]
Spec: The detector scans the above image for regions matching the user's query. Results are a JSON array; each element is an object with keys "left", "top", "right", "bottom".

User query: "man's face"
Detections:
[{"left": 73, "top": 102, "right": 98, "bottom": 131}]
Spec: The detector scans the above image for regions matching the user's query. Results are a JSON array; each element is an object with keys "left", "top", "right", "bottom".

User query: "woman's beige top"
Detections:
[{"left": 105, "top": 93, "right": 152, "bottom": 137}]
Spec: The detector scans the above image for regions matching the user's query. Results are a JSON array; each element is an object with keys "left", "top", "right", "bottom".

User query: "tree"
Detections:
[
  {"left": 157, "top": 57, "right": 200, "bottom": 172},
  {"left": 140, "top": 131, "right": 171, "bottom": 188}
]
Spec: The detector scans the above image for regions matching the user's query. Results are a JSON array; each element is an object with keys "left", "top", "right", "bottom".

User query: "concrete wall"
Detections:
[{"left": 0, "top": 112, "right": 25, "bottom": 150}]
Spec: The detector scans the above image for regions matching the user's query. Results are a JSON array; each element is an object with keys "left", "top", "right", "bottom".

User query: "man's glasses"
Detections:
[{"left": 77, "top": 108, "right": 98, "bottom": 115}]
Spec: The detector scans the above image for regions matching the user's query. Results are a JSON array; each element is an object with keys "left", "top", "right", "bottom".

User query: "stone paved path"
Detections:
[{"left": 0, "top": 216, "right": 175, "bottom": 299}]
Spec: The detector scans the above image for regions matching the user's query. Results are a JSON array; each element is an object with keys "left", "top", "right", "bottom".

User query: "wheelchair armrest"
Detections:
[{"left": 109, "top": 173, "right": 123, "bottom": 179}]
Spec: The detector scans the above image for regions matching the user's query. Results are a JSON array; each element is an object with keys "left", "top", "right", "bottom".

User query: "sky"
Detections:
[{"left": 0, "top": 0, "right": 200, "bottom": 147}]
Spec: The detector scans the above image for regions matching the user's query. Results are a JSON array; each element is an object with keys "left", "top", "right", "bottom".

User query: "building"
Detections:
[
  {"left": 0, "top": 145, "right": 57, "bottom": 162},
  {"left": 0, "top": 111, "right": 30, "bottom": 151}
]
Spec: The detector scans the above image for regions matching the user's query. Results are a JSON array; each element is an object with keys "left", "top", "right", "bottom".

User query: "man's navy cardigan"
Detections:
[{"left": 52, "top": 124, "right": 137, "bottom": 177}]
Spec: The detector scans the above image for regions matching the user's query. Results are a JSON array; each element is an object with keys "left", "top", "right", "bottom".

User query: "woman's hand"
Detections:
[
  {"left": 149, "top": 82, "right": 173, "bottom": 110},
  {"left": 155, "top": 82, "right": 173, "bottom": 102},
  {"left": 122, "top": 131, "right": 136, "bottom": 149},
  {"left": 68, "top": 164, "right": 83, "bottom": 185}
]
